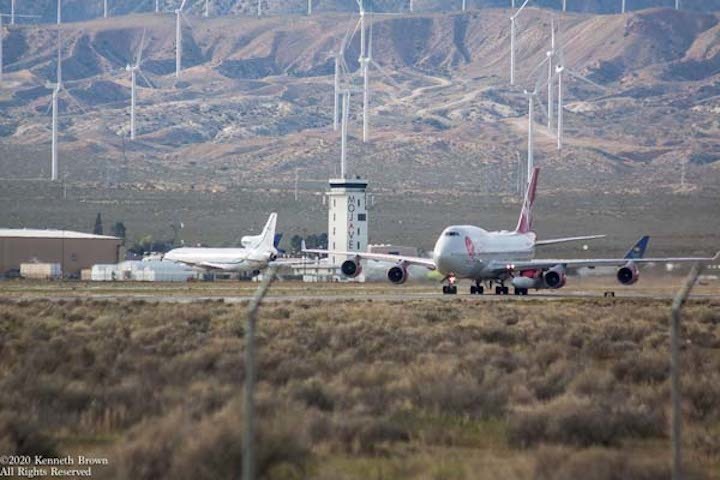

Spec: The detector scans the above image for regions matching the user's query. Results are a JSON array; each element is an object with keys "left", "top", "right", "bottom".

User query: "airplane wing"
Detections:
[
  {"left": 302, "top": 247, "right": 437, "bottom": 270},
  {"left": 490, "top": 251, "right": 720, "bottom": 274},
  {"left": 535, "top": 234, "right": 606, "bottom": 246}
]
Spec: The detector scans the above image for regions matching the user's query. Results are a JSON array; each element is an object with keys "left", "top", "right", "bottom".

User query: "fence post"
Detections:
[
  {"left": 243, "top": 266, "right": 278, "bottom": 480},
  {"left": 670, "top": 262, "right": 704, "bottom": 480}
]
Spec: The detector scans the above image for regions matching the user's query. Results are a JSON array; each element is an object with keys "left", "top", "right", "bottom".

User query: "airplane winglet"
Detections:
[
  {"left": 301, "top": 240, "right": 307, "bottom": 252},
  {"left": 712, "top": 251, "right": 720, "bottom": 262}
]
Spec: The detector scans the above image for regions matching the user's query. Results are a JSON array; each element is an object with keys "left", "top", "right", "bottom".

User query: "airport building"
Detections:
[{"left": 0, "top": 229, "right": 122, "bottom": 277}]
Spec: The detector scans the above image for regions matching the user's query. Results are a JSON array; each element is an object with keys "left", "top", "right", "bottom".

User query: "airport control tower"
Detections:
[
  {"left": 327, "top": 177, "right": 368, "bottom": 270},
  {"left": 327, "top": 92, "right": 368, "bottom": 281}
]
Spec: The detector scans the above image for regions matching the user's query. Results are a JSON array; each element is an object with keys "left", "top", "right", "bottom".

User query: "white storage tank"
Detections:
[{"left": 20, "top": 263, "right": 62, "bottom": 280}]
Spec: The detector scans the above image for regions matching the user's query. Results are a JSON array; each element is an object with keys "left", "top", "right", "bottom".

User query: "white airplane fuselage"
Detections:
[
  {"left": 163, "top": 247, "right": 273, "bottom": 272},
  {"left": 432, "top": 226, "right": 536, "bottom": 280}
]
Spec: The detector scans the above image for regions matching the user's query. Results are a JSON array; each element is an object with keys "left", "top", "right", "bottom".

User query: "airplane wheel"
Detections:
[
  {"left": 443, "top": 286, "right": 449, "bottom": 294},
  {"left": 495, "top": 286, "right": 502, "bottom": 295},
  {"left": 521, "top": 288, "right": 528, "bottom": 296},
  {"left": 470, "top": 286, "right": 477, "bottom": 295},
  {"left": 477, "top": 286, "right": 484, "bottom": 295},
  {"left": 502, "top": 287, "right": 510, "bottom": 295},
  {"left": 451, "top": 286, "right": 457, "bottom": 295}
]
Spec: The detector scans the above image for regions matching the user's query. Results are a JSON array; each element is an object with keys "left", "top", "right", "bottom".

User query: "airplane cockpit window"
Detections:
[{"left": 445, "top": 231, "right": 460, "bottom": 237}]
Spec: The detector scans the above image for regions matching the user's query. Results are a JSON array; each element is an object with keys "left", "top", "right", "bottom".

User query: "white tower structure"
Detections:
[{"left": 327, "top": 92, "right": 369, "bottom": 281}]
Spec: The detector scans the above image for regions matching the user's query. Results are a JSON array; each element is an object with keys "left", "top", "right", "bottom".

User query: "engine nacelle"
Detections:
[
  {"left": 543, "top": 265, "right": 567, "bottom": 289},
  {"left": 341, "top": 258, "right": 362, "bottom": 278},
  {"left": 617, "top": 262, "right": 639, "bottom": 285},
  {"left": 512, "top": 276, "right": 543, "bottom": 290},
  {"left": 387, "top": 265, "right": 409, "bottom": 285}
]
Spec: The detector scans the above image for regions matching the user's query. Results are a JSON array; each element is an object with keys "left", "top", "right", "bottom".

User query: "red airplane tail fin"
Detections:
[{"left": 515, "top": 167, "right": 539, "bottom": 234}]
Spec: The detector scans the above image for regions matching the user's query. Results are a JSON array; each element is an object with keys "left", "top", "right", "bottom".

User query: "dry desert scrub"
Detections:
[{"left": 0, "top": 297, "right": 718, "bottom": 479}]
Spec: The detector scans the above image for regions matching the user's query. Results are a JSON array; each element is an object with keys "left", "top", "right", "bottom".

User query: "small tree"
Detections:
[
  {"left": 290, "top": 235, "right": 303, "bottom": 253},
  {"left": 111, "top": 222, "right": 127, "bottom": 239},
  {"left": 93, "top": 213, "right": 103, "bottom": 235}
]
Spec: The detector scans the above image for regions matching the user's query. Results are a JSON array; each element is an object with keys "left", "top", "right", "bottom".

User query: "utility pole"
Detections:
[
  {"left": 670, "top": 263, "right": 704, "bottom": 480},
  {"left": 242, "top": 266, "right": 279, "bottom": 480}
]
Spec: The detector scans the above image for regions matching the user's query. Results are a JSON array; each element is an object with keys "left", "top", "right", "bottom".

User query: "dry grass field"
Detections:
[{"left": 0, "top": 292, "right": 719, "bottom": 479}]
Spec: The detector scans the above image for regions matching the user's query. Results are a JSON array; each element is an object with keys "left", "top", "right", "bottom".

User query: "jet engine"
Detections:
[
  {"left": 617, "top": 262, "right": 639, "bottom": 285},
  {"left": 341, "top": 258, "right": 362, "bottom": 278},
  {"left": 543, "top": 265, "right": 567, "bottom": 289},
  {"left": 512, "top": 274, "right": 543, "bottom": 290},
  {"left": 387, "top": 265, "right": 409, "bottom": 284}
]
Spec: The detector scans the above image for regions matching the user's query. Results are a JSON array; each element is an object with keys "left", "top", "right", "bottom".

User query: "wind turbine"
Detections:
[
  {"left": 127, "top": 30, "right": 152, "bottom": 140},
  {"left": 510, "top": 0, "right": 532, "bottom": 86},
  {"left": 45, "top": 30, "right": 64, "bottom": 181},
  {"left": 554, "top": 34, "right": 609, "bottom": 150},
  {"left": 523, "top": 56, "right": 551, "bottom": 182},
  {"left": 175, "top": 0, "right": 190, "bottom": 79},
  {"left": 353, "top": 1, "right": 401, "bottom": 142}
]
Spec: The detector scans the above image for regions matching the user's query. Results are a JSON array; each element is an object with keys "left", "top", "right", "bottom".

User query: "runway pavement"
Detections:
[{"left": 1, "top": 288, "right": 718, "bottom": 304}]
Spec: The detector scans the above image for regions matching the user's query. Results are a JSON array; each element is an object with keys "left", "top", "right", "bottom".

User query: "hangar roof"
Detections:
[{"left": 0, "top": 229, "right": 121, "bottom": 240}]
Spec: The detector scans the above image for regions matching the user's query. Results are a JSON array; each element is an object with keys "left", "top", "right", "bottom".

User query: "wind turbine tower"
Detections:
[
  {"left": 57, "top": 0, "right": 61, "bottom": 24},
  {"left": 462, "top": 0, "right": 466, "bottom": 12},
  {"left": 204, "top": 0, "right": 209, "bottom": 17},
  {"left": 547, "top": 18, "right": 555, "bottom": 130},
  {"left": 45, "top": 30, "right": 63, "bottom": 182},
  {"left": 307, "top": 0, "right": 312, "bottom": 15},
  {"left": 621, "top": 0, "right": 626, "bottom": 14},
  {"left": 103, "top": 0, "right": 108, "bottom": 18},
  {"left": 127, "top": 30, "right": 150, "bottom": 140},
  {"left": 524, "top": 88, "right": 535, "bottom": 182},
  {"left": 175, "top": 0, "right": 189, "bottom": 78}
]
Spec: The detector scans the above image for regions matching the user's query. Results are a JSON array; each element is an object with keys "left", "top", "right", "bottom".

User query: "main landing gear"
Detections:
[{"left": 470, "top": 281, "right": 484, "bottom": 295}]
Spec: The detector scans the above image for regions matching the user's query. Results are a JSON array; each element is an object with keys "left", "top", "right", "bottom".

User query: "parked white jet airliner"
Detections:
[
  {"left": 164, "top": 213, "right": 289, "bottom": 274},
  {"left": 305, "top": 169, "right": 719, "bottom": 295}
]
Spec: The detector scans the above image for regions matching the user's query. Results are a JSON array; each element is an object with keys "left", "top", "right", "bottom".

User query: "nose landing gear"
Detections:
[{"left": 442, "top": 274, "right": 458, "bottom": 295}]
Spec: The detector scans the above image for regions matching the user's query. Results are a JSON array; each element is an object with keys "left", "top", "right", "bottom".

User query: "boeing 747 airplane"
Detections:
[{"left": 305, "top": 169, "right": 718, "bottom": 295}]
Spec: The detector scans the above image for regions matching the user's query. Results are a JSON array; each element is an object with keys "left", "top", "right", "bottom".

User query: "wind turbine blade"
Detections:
[
  {"left": 535, "top": 92, "right": 548, "bottom": 119},
  {"left": 135, "top": 28, "right": 146, "bottom": 67},
  {"left": 341, "top": 17, "right": 361, "bottom": 54},
  {"left": 566, "top": 68, "right": 608, "bottom": 92},
  {"left": 179, "top": 0, "right": 187, "bottom": 11},
  {"left": 138, "top": 68, "right": 156, "bottom": 89},
  {"left": 60, "top": 88, "right": 90, "bottom": 116},
  {"left": 181, "top": 12, "right": 194, "bottom": 33},
  {"left": 526, "top": 56, "right": 549, "bottom": 91},
  {"left": 56, "top": 29, "right": 62, "bottom": 84},
  {"left": 368, "top": 16, "right": 373, "bottom": 60},
  {"left": 370, "top": 59, "right": 402, "bottom": 91}
]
